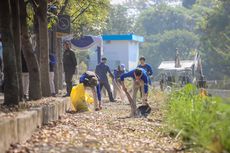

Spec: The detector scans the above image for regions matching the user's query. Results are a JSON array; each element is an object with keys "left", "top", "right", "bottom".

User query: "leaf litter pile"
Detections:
[{"left": 7, "top": 93, "right": 184, "bottom": 153}]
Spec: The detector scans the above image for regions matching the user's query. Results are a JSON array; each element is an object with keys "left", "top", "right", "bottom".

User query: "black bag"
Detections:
[{"left": 137, "top": 104, "right": 151, "bottom": 117}]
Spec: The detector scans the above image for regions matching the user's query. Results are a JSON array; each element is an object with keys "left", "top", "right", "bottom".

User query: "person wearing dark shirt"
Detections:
[
  {"left": 95, "top": 57, "right": 116, "bottom": 102},
  {"left": 113, "top": 64, "right": 125, "bottom": 99},
  {"left": 63, "top": 41, "right": 77, "bottom": 97},
  {"left": 137, "top": 56, "right": 153, "bottom": 85},
  {"left": 79, "top": 71, "right": 102, "bottom": 110},
  {"left": 120, "top": 68, "right": 149, "bottom": 116},
  {"left": 49, "top": 53, "right": 56, "bottom": 97}
]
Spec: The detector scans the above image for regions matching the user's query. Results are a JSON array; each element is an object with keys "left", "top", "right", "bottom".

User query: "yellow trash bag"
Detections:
[{"left": 70, "top": 83, "right": 94, "bottom": 112}]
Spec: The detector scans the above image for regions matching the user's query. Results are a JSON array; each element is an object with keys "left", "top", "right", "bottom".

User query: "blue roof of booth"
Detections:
[{"left": 102, "top": 34, "right": 144, "bottom": 42}]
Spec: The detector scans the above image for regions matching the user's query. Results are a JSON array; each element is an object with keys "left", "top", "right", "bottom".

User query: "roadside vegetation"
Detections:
[{"left": 165, "top": 84, "right": 230, "bottom": 153}]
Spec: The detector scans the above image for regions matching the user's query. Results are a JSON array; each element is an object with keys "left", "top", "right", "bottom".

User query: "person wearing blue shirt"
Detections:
[
  {"left": 120, "top": 68, "right": 149, "bottom": 116},
  {"left": 137, "top": 56, "right": 153, "bottom": 85},
  {"left": 79, "top": 71, "right": 102, "bottom": 111}
]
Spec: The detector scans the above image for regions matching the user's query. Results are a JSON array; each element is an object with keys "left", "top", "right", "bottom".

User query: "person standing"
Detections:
[
  {"left": 63, "top": 41, "right": 77, "bottom": 97},
  {"left": 120, "top": 68, "right": 149, "bottom": 116},
  {"left": 21, "top": 52, "right": 29, "bottom": 100},
  {"left": 49, "top": 53, "right": 56, "bottom": 97},
  {"left": 137, "top": 56, "right": 153, "bottom": 85},
  {"left": 95, "top": 57, "right": 116, "bottom": 102}
]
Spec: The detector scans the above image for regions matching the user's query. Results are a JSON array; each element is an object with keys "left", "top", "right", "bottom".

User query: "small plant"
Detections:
[{"left": 166, "top": 84, "right": 230, "bottom": 153}]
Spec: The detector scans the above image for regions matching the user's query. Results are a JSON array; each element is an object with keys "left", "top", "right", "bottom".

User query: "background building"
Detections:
[{"left": 88, "top": 34, "right": 144, "bottom": 71}]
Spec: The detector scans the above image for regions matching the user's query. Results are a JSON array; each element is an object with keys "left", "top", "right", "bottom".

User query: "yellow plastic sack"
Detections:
[{"left": 70, "top": 83, "right": 94, "bottom": 112}]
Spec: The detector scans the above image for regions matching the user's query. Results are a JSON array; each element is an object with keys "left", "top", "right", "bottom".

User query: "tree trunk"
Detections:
[
  {"left": 0, "top": 0, "right": 19, "bottom": 105},
  {"left": 11, "top": 0, "right": 23, "bottom": 101},
  {"left": 37, "top": 0, "right": 51, "bottom": 97},
  {"left": 57, "top": 38, "right": 63, "bottom": 90},
  {"left": 19, "top": 0, "right": 42, "bottom": 100},
  {"left": 51, "top": 26, "right": 59, "bottom": 93},
  {"left": 33, "top": 14, "right": 40, "bottom": 63}
]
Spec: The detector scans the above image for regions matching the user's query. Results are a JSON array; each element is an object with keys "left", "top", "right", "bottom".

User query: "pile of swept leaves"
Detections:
[{"left": 166, "top": 84, "right": 230, "bottom": 153}]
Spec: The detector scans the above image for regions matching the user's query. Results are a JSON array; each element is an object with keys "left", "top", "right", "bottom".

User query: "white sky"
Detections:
[{"left": 110, "top": 0, "right": 126, "bottom": 4}]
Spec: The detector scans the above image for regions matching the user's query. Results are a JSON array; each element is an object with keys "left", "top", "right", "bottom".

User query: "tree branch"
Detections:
[
  {"left": 59, "top": 0, "right": 69, "bottom": 15},
  {"left": 71, "top": 2, "right": 91, "bottom": 23}
]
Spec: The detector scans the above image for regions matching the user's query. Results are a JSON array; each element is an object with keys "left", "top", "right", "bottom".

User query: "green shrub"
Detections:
[{"left": 166, "top": 84, "right": 230, "bottom": 152}]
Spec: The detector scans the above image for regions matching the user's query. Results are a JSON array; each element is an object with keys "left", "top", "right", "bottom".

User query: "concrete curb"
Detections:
[{"left": 0, "top": 98, "right": 70, "bottom": 153}]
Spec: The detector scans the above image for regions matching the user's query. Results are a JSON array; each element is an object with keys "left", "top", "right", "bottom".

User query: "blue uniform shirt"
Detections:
[
  {"left": 79, "top": 73, "right": 101, "bottom": 101},
  {"left": 137, "top": 64, "right": 153, "bottom": 84},
  {"left": 120, "top": 69, "right": 148, "bottom": 94},
  {"left": 95, "top": 63, "right": 113, "bottom": 83}
]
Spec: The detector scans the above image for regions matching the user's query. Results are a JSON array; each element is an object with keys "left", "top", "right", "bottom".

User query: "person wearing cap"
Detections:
[
  {"left": 137, "top": 56, "right": 153, "bottom": 85},
  {"left": 95, "top": 57, "right": 116, "bottom": 102},
  {"left": 120, "top": 68, "right": 149, "bottom": 116},
  {"left": 63, "top": 41, "right": 77, "bottom": 97},
  {"left": 113, "top": 64, "right": 125, "bottom": 99}
]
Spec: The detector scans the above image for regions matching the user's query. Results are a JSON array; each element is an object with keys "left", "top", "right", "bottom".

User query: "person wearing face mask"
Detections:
[{"left": 120, "top": 68, "right": 149, "bottom": 116}]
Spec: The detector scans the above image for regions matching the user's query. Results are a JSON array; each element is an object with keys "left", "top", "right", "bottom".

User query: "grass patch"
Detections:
[{"left": 165, "top": 84, "right": 230, "bottom": 153}]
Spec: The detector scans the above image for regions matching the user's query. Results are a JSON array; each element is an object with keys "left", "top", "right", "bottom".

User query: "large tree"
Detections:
[
  {"left": 200, "top": 0, "right": 230, "bottom": 79},
  {"left": 19, "top": 0, "right": 42, "bottom": 100},
  {"left": 11, "top": 0, "right": 23, "bottom": 100},
  {"left": 0, "top": 0, "right": 20, "bottom": 105},
  {"left": 141, "top": 30, "right": 199, "bottom": 72},
  {"left": 29, "top": 0, "right": 51, "bottom": 97},
  {"left": 103, "top": 4, "right": 134, "bottom": 34},
  {"left": 135, "top": 5, "right": 192, "bottom": 35}
]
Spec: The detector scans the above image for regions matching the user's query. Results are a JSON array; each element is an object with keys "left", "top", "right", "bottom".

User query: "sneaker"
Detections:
[
  {"left": 110, "top": 99, "right": 117, "bottom": 102},
  {"left": 51, "top": 93, "right": 56, "bottom": 97}
]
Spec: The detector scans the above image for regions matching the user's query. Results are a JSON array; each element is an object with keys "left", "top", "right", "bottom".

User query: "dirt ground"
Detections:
[{"left": 7, "top": 93, "right": 185, "bottom": 153}]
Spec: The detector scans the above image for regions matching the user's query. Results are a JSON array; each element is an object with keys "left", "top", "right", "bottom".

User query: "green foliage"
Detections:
[
  {"left": 141, "top": 30, "right": 199, "bottom": 72},
  {"left": 166, "top": 84, "right": 230, "bottom": 152},
  {"left": 135, "top": 5, "right": 192, "bottom": 35},
  {"left": 200, "top": 0, "right": 230, "bottom": 79},
  {"left": 182, "top": 0, "right": 196, "bottom": 9},
  {"left": 103, "top": 4, "right": 134, "bottom": 34}
]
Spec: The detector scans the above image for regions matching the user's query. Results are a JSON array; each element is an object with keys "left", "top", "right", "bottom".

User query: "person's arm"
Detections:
[
  {"left": 107, "top": 65, "right": 114, "bottom": 79},
  {"left": 142, "top": 73, "right": 149, "bottom": 95},
  {"left": 120, "top": 70, "right": 134, "bottom": 91},
  {"left": 71, "top": 51, "right": 77, "bottom": 67},
  {"left": 147, "top": 64, "right": 153, "bottom": 76},
  {"left": 79, "top": 74, "right": 85, "bottom": 83}
]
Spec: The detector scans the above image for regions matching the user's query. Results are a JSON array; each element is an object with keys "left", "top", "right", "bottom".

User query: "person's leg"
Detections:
[
  {"left": 104, "top": 81, "right": 115, "bottom": 102},
  {"left": 65, "top": 72, "right": 73, "bottom": 96},
  {"left": 49, "top": 72, "right": 55, "bottom": 96},
  {"left": 25, "top": 73, "right": 29, "bottom": 97},
  {"left": 140, "top": 81, "right": 147, "bottom": 105},
  {"left": 22, "top": 73, "right": 29, "bottom": 98},
  {"left": 112, "top": 80, "right": 117, "bottom": 99},
  {"left": 131, "top": 81, "right": 138, "bottom": 116},
  {"left": 91, "top": 87, "right": 99, "bottom": 110}
]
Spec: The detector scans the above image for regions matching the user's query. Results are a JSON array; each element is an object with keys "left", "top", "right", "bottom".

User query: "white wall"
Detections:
[
  {"left": 128, "top": 41, "right": 139, "bottom": 70},
  {"left": 88, "top": 40, "right": 140, "bottom": 71},
  {"left": 103, "top": 40, "right": 129, "bottom": 70}
]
